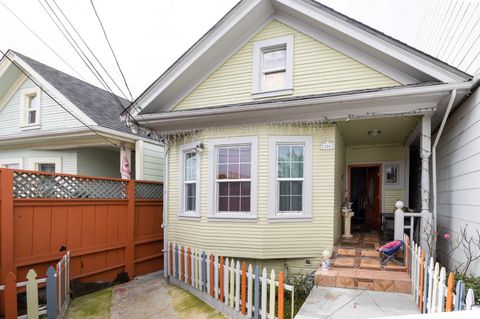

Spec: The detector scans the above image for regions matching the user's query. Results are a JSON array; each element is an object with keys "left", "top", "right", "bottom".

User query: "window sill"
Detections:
[
  {"left": 178, "top": 213, "right": 201, "bottom": 220},
  {"left": 268, "top": 214, "right": 312, "bottom": 222},
  {"left": 208, "top": 213, "right": 257, "bottom": 222},
  {"left": 20, "top": 124, "right": 41, "bottom": 130},
  {"left": 251, "top": 88, "right": 293, "bottom": 99}
]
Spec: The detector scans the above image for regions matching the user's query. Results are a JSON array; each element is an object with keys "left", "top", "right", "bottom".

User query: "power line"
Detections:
[
  {"left": 50, "top": 0, "right": 131, "bottom": 103},
  {"left": 87, "top": 0, "right": 156, "bottom": 131},
  {"left": 0, "top": 50, "right": 119, "bottom": 148},
  {"left": 445, "top": 3, "right": 480, "bottom": 63},
  {"left": 39, "top": 0, "right": 129, "bottom": 113},
  {"left": 0, "top": 0, "right": 84, "bottom": 81},
  {"left": 438, "top": 1, "right": 469, "bottom": 61},
  {"left": 433, "top": 0, "right": 459, "bottom": 57},
  {"left": 89, "top": 0, "right": 134, "bottom": 101}
]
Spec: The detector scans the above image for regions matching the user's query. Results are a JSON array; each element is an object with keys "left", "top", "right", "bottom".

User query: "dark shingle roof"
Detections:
[{"left": 13, "top": 51, "right": 133, "bottom": 134}]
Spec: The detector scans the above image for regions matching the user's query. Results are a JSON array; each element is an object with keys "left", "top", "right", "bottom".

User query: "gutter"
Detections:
[
  {"left": 163, "top": 146, "right": 169, "bottom": 278},
  {"left": 432, "top": 89, "right": 457, "bottom": 254},
  {"left": 137, "top": 81, "right": 471, "bottom": 123}
]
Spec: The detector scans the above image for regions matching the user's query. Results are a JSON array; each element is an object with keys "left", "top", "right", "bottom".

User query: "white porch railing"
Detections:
[{"left": 394, "top": 200, "right": 422, "bottom": 242}]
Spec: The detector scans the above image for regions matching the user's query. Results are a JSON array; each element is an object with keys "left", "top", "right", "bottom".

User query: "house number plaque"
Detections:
[{"left": 320, "top": 141, "right": 335, "bottom": 150}]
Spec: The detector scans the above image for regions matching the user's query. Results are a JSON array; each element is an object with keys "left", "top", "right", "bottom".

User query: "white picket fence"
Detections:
[
  {"left": 168, "top": 242, "right": 295, "bottom": 319},
  {"left": 406, "top": 235, "right": 476, "bottom": 313}
]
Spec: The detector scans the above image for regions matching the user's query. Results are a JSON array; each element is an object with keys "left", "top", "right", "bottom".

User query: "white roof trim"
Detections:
[
  {"left": 135, "top": 0, "right": 269, "bottom": 112},
  {"left": 135, "top": 0, "right": 470, "bottom": 114},
  {"left": 3, "top": 52, "right": 97, "bottom": 127},
  {"left": 282, "top": 0, "right": 467, "bottom": 82}
]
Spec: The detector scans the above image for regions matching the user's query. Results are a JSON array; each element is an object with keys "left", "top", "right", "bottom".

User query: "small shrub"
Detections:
[
  {"left": 455, "top": 274, "right": 480, "bottom": 304},
  {"left": 283, "top": 272, "right": 314, "bottom": 318}
]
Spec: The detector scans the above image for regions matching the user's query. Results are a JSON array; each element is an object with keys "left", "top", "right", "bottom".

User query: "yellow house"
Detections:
[{"left": 134, "top": 0, "right": 472, "bottom": 273}]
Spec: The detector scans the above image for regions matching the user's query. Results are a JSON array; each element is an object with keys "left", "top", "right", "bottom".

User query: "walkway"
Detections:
[
  {"left": 295, "top": 286, "right": 418, "bottom": 319},
  {"left": 66, "top": 272, "right": 226, "bottom": 319}
]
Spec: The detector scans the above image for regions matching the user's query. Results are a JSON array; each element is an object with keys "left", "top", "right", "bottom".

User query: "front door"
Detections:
[
  {"left": 364, "top": 166, "right": 380, "bottom": 230},
  {"left": 349, "top": 165, "right": 381, "bottom": 231}
]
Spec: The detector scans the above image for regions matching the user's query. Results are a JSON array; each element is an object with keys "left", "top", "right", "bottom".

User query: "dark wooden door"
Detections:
[{"left": 364, "top": 167, "right": 381, "bottom": 230}]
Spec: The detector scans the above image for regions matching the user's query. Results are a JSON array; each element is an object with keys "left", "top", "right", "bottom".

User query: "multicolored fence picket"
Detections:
[
  {"left": 0, "top": 251, "right": 71, "bottom": 319},
  {"left": 405, "top": 234, "right": 476, "bottom": 313},
  {"left": 168, "top": 242, "right": 294, "bottom": 319}
]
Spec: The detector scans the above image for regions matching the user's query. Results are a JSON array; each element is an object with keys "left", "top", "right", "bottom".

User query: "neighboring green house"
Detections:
[
  {"left": 0, "top": 51, "right": 163, "bottom": 181},
  {"left": 134, "top": 0, "right": 472, "bottom": 271}
]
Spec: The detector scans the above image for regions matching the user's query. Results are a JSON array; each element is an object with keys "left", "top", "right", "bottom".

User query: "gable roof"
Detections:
[
  {"left": 9, "top": 51, "right": 133, "bottom": 134},
  {"left": 135, "top": 0, "right": 472, "bottom": 114}
]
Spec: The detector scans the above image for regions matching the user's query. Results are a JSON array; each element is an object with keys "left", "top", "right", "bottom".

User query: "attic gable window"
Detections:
[
  {"left": 252, "top": 35, "right": 293, "bottom": 98},
  {"left": 20, "top": 87, "right": 41, "bottom": 128}
]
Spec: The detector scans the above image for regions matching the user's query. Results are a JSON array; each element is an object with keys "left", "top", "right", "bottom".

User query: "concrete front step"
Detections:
[{"left": 315, "top": 268, "right": 411, "bottom": 293}]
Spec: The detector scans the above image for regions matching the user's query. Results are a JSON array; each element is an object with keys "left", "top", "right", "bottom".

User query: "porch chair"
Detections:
[{"left": 379, "top": 240, "right": 404, "bottom": 266}]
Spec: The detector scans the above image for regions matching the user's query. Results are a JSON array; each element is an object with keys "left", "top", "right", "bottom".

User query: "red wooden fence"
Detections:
[{"left": 0, "top": 168, "right": 163, "bottom": 314}]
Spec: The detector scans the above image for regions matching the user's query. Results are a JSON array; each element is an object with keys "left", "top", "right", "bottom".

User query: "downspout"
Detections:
[
  {"left": 163, "top": 144, "right": 169, "bottom": 278},
  {"left": 432, "top": 89, "right": 456, "bottom": 254}
]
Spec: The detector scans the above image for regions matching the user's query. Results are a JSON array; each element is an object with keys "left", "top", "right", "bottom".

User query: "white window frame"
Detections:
[
  {"left": 208, "top": 136, "right": 258, "bottom": 220},
  {"left": 179, "top": 141, "right": 201, "bottom": 218},
  {"left": 252, "top": 35, "right": 294, "bottom": 98},
  {"left": 20, "top": 87, "right": 42, "bottom": 129},
  {"left": 268, "top": 136, "right": 312, "bottom": 220},
  {"left": 27, "top": 157, "right": 62, "bottom": 173},
  {"left": 0, "top": 158, "right": 23, "bottom": 169}
]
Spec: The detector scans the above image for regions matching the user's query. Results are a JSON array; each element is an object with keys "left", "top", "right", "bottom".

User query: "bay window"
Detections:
[
  {"left": 269, "top": 136, "right": 312, "bottom": 220},
  {"left": 208, "top": 136, "right": 258, "bottom": 219},
  {"left": 180, "top": 142, "right": 200, "bottom": 217}
]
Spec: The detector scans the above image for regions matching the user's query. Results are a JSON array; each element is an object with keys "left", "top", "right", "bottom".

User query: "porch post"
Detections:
[{"left": 420, "top": 114, "right": 432, "bottom": 251}]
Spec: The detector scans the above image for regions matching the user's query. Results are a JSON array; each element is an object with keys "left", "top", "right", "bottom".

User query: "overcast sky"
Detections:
[{"left": 0, "top": 0, "right": 427, "bottom": 99}]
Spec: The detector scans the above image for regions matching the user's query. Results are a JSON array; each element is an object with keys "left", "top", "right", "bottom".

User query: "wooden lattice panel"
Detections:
[
  {"left": 135, "top": 182, "right": 163, "bottom": 199},
  {"left": 13, "top": 171, "right": 127, "bottom": 199}
]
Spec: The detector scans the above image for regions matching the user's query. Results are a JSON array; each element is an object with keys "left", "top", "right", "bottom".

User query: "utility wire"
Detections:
[
  {"left": 0, "top": 50, "right": 119, "bottom": 148},
  {"left": 433, "top": 0, "right": 459, "bottom": 57},
  {"left": 0, "top": 0, "right": 84, "bottom": 81},
  {"left": 89, "top": 0, "right": 133, "bottom": 101},
  {"left": 50, "top": 0, "right": 130, "bottom": 103},
  {"left": 87, "top": 0, "right": 156, "bottom": 131},
  {"left": 39, "top": 0, "right": 128, "bottom": 113},
  {"left": 438, "top": 2, "right": 469, "bottom": 61}
]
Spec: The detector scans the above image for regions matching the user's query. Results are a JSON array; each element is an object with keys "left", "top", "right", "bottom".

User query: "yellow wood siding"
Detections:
[
  {"left": 346, "top": 145, "right": 406, "bottom": 211},
  {"left": 174, "top": 20, "right": 399, "bottom": 110},
  {"left": 167, "top": 124, "right": 340, "bottom": 259}
]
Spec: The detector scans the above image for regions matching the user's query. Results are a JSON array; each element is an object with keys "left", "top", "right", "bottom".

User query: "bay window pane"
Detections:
[
  {"left": 291, "top": 181, "right": 302, "bottom": 195},
  {"left": 279, "top": 195, "right": 290, "bottom": 212},
  {"left": 291, "top": 163, "right": 303, "bottom": 178},
  {"left": 230, "top": 182, "right": 240, "bottom": 196},
  {"left": 240, "top": 197, "right": 250, "bottom": 212},
  {"left": 218, "top": 164, "right": 228, "bottom": 179},
  {"left": 291, "top": 196, "right": 302, "bottom": 211},
  {"left": 278, "top": 162, "right": 290, "bottom": 178},
  {"left": 279, "top": 181, "right": 290, "bottom": 195},
  {"left": 186, "top": 184, "right": 196, "bottom": 211},
  {"left": 218, "top": 148, "right": 228, "bottom": 163},
  {"left": 219, "top": 182, "right": 229, "bottom": 196},
  {"left": 229, "top": 197, "right": 240, "bottom": 211},
  {"left": 291, "top": 146, "right": 303, "bottom": 161},
  {"left": 278, "top": 146, "right": 290, "bottom": 162},
  {"left": 240, "top": 182, "right": 250, "bottom": 195},
  {"left": 219, "top": 196, "right": 228, "bottom": 211},
  {"left": 239, "top": 163, "right": 250, "bottom": 178},
  {"left": 228, "top": 147, "right": 240, "bottom": 163},
  {"left": 228, "top": 163, "right": 239, "bottom": 179},
  {"left": 240, "top": 146, "right": 251, "bottom": 162}
]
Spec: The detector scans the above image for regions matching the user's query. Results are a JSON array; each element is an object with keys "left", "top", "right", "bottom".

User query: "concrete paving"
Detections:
[
  {"left": 110, "top": 272, "right": 179, "bottom": 319},
  {"left": 295, "top": 287, "right": 418, "bottom": 319}
]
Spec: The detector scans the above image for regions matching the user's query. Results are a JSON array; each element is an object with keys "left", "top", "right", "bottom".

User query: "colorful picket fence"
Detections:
[
  {"left": 405, "top": 235, "right": 476, "bottom": 313},
  {"left": 0, "top": 251, "right": 71, "bottom": 319},
  {"left": 168, "top": 242, "right": 294, "bottom": 319}
]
